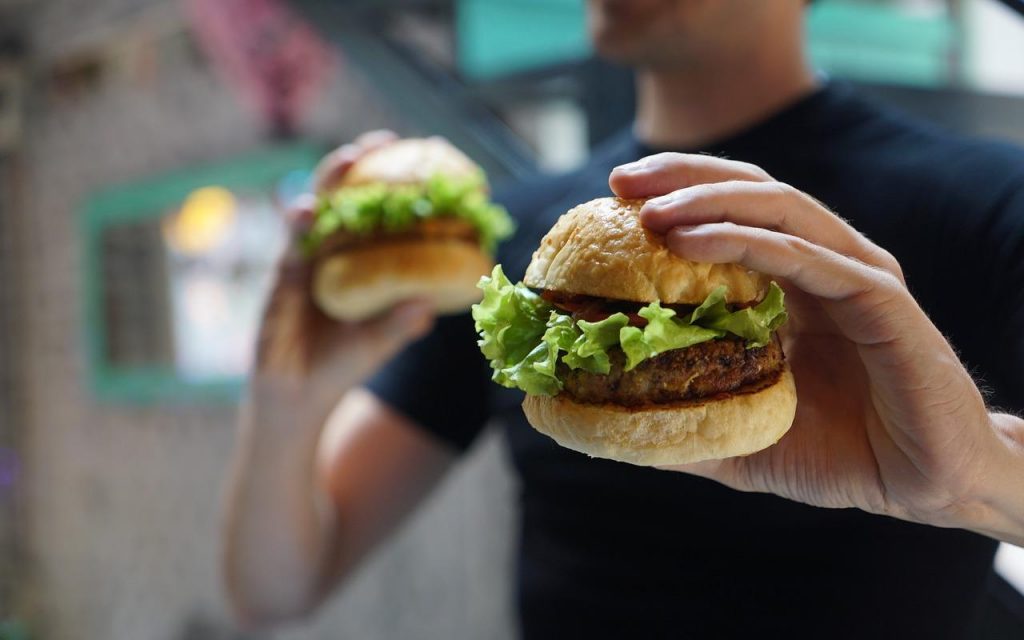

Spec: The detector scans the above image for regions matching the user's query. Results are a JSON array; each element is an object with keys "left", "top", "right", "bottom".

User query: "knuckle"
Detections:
[
  {"left": 765, "top": 181, "right": 801, "bottom": 201},
  {"left": 736, "top": 160, "right": 773, "bottom": 181},
  {"left": 873, "top": 269, "right": 907, "bottom": 299},
  {"left": 780, "top": 232, "right": 818, "bottom": 259},
  {"left": 875, "top": 247, "right": 906, "bottom": 283}
]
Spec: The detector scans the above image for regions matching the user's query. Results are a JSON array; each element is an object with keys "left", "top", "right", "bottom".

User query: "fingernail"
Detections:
[
  {"left": 646, "top": 195, "right": 673, "bottom": 207},
  {"left": 614, "top": 161, "right": 646, "bottom": 175}
]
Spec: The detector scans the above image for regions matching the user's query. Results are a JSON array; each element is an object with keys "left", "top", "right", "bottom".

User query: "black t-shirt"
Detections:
[{"left": 367, "top": 81, "right": 1024, "bottom": 639}]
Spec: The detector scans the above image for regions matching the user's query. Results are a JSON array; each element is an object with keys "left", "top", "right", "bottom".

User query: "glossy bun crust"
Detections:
[{"left": 524, "top": 197, "right": 770, "bottom": 304}]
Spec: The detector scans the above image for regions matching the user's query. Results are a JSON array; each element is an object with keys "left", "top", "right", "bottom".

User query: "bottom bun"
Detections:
[
  {"left": 312, "top": 240, "right": 493, "bottom": 321},
  {"left": 522, "top": 366, "right": 797, "bottom": 467}
]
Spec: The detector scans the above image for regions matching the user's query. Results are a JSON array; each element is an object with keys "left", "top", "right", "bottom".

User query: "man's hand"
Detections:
[
  {"left": 610, "top": 153, "right": 1024, "bottom": 545},
  {"left": 253, "top": 129, "right": 434, "bottom": 414}
]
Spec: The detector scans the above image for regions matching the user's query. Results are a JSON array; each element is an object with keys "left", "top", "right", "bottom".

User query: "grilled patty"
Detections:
[{"left": 558, "top": 335, "right": 784, "bottom": 407}]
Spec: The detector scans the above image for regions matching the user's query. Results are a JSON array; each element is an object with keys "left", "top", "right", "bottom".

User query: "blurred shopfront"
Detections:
[{"left": 0, "top": 1, "right": 1022, "bottom": 638}]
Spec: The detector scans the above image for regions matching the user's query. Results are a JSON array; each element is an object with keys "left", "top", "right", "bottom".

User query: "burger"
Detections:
[
  {"left": 472, "top": 197, "right": 797, "bottom": 466},
  {"left": 305, "top": 137, "right": 514, "bottom": 321}
]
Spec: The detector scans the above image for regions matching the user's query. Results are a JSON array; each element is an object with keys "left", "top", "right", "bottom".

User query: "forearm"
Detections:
[
  {"left": 967, "top": 413, "right": 1024, "bottom": 547},
  {"left": 221, "top": 387, "right": 339, "bottom": 626}
]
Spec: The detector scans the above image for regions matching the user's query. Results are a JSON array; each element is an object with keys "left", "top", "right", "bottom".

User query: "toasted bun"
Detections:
[
  {"left": 524, "top": 197, "right": 769, "bottom": 304},
  {"left": 313, "top": 240, "right": 493, "bottom": 321},
  {"left": 522, "top": 366, "right": 797, "bottom": 466},
  {"left": 340, "top": 137, "right": 482, "bottom": 188}
]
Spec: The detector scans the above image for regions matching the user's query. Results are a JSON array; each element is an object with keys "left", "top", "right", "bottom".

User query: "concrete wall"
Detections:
[{"left": 10, "top": 1, "right": 516, "bottom": 638}]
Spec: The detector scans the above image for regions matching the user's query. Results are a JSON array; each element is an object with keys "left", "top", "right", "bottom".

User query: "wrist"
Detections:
[
  {"left": 964, "top": 413, "right": 1024, "bottom": 546},
  {"left": 248, "top": 370, "right": 346, "bottom": 421}
]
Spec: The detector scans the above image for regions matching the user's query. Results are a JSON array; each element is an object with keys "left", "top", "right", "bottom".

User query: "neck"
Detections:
[{"left": 634, "top": 30, "right": 818, "bottom": 149}]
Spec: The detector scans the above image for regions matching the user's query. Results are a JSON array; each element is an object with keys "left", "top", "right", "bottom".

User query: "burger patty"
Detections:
[
  {"left": 315, "top": 217, "right": 478, "bottom": 257},
  {"left": 558, "top": 335, "right": 784, "bottom": 407}
]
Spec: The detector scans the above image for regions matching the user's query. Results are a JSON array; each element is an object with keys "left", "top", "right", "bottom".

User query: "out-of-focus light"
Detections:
[{"left": 163, "top": 186, "right": 238, "bottom": 255}]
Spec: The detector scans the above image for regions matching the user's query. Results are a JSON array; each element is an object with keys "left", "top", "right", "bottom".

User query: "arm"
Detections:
[
  {"left": 610, "top": 153, "right": 1024, "bottom": 546},
  {"left": 221, "top": 131, "right": 453, "bottom": 626},
  {"left": 223, "top": 386, "right": 453, "bottom": 626}
]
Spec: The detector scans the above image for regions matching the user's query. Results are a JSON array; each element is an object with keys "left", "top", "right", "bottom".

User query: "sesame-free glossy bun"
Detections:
[
  {"left": 339, "top": 137, "right": 482, "bottom": 188},
  {"left": 312, "top": 239, "right": 493, "bottom": 322},
  {"left": 522, "top": 366, "right": 797, "bottom": 467},
  {"left": 524, "top": 197, "right": 769, "bottom": 304}
]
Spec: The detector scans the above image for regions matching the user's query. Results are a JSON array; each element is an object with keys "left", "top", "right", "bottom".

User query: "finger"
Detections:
[
  {"left": 319, "top": 300, "right": 436, "bottom": 383},
  {"left": 610, "top": 152, "right": 772, "bottom": 199},
  {"left": 277, "top": 194, "right": 319, "bottom": 271},
  {"left": 668, "top": 223, "right": 988, "bottom": 458},
  {"left": 284, "top": 193, "right": 317, "bottom": 234},
  {"left": 263, "top": 195, "right": 320, "bottom": 356},
  {"left": 641, "top": 181, "right": 904, "bottom": 279},
  {"left": 353, "top": 129, "right": 399, "bottom": 149},
  {"left": 652, "top": 458, "right": 761, "bottom": 498},
  {"left": 666, "top": 223, "right": 915, "bottom": 347},
  {"left": 358, "top": 299, "right": 435, "bottom": 345},
  {"left": 254, "top": 275, "right": 314, "bottom": 373},
  {"left": 314, "top": 130, "right": 400, "bottom": 194},
  {"left": 313, "top": 144, "right": 362, "bottom": 194}
]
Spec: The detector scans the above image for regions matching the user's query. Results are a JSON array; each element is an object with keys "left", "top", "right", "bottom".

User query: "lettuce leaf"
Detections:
[
  {"left": 304, "top": 172, "right": 515, "bottom": 255},
  {"left": 564, "top": 314, "right": 629, "bottom": 374},
  {"left": 472, "top": 267, "right": 788, "bottom": 396},
  {"left": 471, "top": 266, "right": 559, "bottom": 395},
  {"left": 690, "top": 282, "right": 788, "bottom": 348},
  {"left": 618, "top": 303, "right": 725, "bottom": 370}
]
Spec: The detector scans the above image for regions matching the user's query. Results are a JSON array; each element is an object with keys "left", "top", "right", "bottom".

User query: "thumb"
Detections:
[
  {"left": 321, "top": 300, "right": 437, "bottom": 386},
  {"left": 376, "top": 299, "right": 436, "bottom": 343}
]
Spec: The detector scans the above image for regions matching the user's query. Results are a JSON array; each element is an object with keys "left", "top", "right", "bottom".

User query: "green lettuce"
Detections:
[
  {"left": 303, "top": 172, "right": 515, "bottom": 255},
  {"left": 564, "top": 314, "right": 629, "bottom": 374},
  {"left": 689, "top": 283, "right": 788, "bottom": 348},
  {"left": 471, "top": 265, "right": 558, "bottom": 395},
  {"left": 620, "top": 303, "right": 724, "bottom": 370},
  {"left": 472, "top": 266, "right": 788, "bottom": 396}
]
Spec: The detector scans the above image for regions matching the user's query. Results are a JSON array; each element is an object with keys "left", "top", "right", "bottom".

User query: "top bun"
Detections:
[
  {"left": 524, "top": 197, "right": 769, "bottom": 304},
  {"left": 340, "top": 137, "right": 483, "bottom": 188}
]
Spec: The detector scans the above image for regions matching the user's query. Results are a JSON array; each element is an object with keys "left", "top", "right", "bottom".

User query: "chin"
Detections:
[{"left": 587, "top": 0, "right": 710, "bottom": 68}]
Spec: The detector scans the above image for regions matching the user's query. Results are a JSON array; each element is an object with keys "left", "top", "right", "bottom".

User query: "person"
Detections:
[{"left": 222, "top": 1, "right": 1024, "bottom": 637}]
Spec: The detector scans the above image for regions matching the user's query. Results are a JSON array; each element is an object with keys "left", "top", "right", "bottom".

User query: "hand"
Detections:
[
  {"left": 253, "top": 130, "right": 434, "bottom": 412},
  {"left": 609, "top": 153, "right": 1024, "bottom": 542}
]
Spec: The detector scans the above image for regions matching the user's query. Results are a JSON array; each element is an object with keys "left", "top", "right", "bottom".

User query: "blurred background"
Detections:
[{"left": 0, "top": 0, "right": 1023, "bottom": 638}]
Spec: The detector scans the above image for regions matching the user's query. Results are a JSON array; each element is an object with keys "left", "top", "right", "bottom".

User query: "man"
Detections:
[{"left": 222, "top": 1, "right": 1024, "bottom": 637}]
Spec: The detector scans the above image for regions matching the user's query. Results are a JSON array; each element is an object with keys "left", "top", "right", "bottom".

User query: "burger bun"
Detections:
[
  {"left": 312, "top": 239, "right": 493, "bottom": 322},
  {"left": 522, "top": 366, "right": 797, "bottom": 467}
]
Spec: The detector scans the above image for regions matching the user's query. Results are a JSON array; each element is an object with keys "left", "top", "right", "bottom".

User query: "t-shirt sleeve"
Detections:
[{"left": 364, "top": 311, "right": 492, "bottom": 452}]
